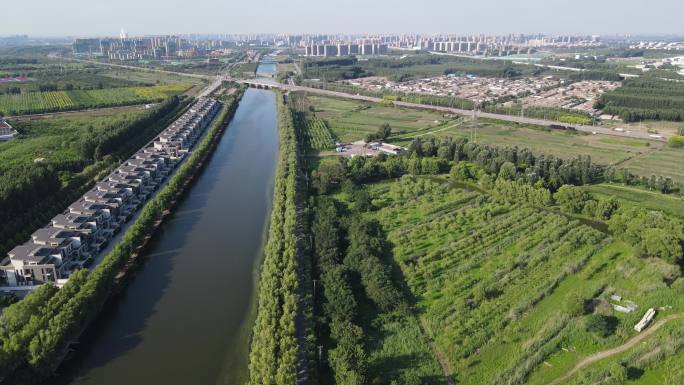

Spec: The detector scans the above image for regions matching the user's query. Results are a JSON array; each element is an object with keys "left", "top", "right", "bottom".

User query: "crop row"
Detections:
[
  {"left": 371, "top": 177, "right": 608, "bottom": 383},
  {"left": 304, "top": 116, "right": 336, "bottom": 150},
  {"left": 0, "top": 84, "right": 191, "bottom": 115}
]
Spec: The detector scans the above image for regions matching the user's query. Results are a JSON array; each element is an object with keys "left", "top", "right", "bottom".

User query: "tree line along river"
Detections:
[{"left": 48, "top": 88, "right": 279, "bottom": 385}]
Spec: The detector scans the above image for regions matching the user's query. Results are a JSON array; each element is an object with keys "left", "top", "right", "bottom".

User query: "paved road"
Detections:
[
  {"left": 549, "top": 312, "right": 684, "bottom": 385},
  {"left": 236, "top": 78, "right": 666, "bottom": 142}
]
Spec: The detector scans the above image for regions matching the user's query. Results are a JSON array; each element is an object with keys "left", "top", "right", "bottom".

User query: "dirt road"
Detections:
[{"left": 548, "top": 312, "right": 684, "bottom": 385}]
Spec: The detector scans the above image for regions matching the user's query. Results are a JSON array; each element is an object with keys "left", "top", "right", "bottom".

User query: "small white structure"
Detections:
[
  {"left": 613, "top": 304, "right": 632, "bottom": 313},
  {"left": 0, "top": 119, "right": 17, "bottom": 141},
  {"left": 634, "top": 308, "right": 656, "bottom": 332},
  {"left": 367, "top": 141, "right": 406, "bottom": 156}
]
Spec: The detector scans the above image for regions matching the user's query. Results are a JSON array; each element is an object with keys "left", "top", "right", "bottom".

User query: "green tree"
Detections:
[
  {"left": 641, "top": 228, "right": 682, "bottom": 264},
  {"left": 564, "top": 292, "right": 586, "bottom": 316},
  {"left": 450, "top": 162, "right": 473, "bottom": 181},
  {"left": 585, "top": 314, "right": 618, "bottom": 337},
  {"left": 497, "top": 161, "right": 517, "bottom": 181},
  {"left": 554, "top": 185, "right": 592, "bottom": 214},
  {"left": 596, "top": 197, "right": 620, "bottom": 220}
]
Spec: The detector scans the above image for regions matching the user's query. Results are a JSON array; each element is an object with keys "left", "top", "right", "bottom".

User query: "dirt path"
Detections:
[
  {"left": 419, "top": 318, "right": 455, "bottom": 385},
  {"left": 7, "top": 103, "right": 152, "bottom": 121},
  {"left": 549, "top": 312, "right": 684, "bottom": 385}
]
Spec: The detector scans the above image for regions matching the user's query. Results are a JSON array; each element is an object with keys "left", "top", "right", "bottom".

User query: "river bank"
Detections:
[
  {"left": 0, "top": 89, "right": 243, "bottom": 385},
  {"left": 47, "top": 88, "right": 279, "bottom": 385}
]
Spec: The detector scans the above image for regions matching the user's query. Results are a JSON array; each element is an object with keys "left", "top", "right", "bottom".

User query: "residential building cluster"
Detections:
[
  {"left": 518, "top": 80, "right": 620, "bottom": 112},
  {"left": 304, "top": 41, "right": 388, "bottom": 57},
  {"left": 293, "top": 34, "right": 602, "bottom": 57},
  {"left": 346, "top": 75, "right": 618, "bottom": 112},
  {"left": 346, "top": 75, "right": 561, "bottom": 104},
  {"left": 629, "top": 41, "right": 684, "bottom": 51},
  {"left": 71, "top": 32, "right": 608, "bottom": 60},
  {"left": 73, "top": 32, "right": 235, "bottom": 60},
  {"left": 0, "top": 98, "right": 221, "bottom": 288}
]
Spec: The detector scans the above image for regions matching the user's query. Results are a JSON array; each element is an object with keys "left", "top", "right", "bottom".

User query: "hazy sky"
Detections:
[{"left": 5, "top": 0, "right": 683, "bottom": 37}]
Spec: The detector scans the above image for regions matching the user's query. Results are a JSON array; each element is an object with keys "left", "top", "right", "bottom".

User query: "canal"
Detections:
[
  {"left": 52, "top": 88, "right": 279, "bottom": 385},
  {"left": 256, "top": 58, "right": 277, "bottom": 77}
]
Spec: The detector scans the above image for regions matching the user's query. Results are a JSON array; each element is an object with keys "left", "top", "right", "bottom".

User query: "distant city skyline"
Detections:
[{"left": 3, "top": 0, "right": 684, "bottom": 37}]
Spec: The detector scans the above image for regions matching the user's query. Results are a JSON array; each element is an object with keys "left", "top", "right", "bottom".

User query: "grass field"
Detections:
[
  {"left": 1, "top": 109, "right": 149, "bottom": 168},
  {"left": 621, "top": 146, "right": 684, "bottom": 183},
  {"left": 277, "top": 62, "right": 296, "bottom": 75},
  {"left": 307, "top": 95, "right": 456, "bottom": 143},
  {"left": 305, "top": 96, "right": 684, "bottom": 181},
  {"left": 583, "top": 183, "right": 684, "bottom": 218},
  {"left": 354, "top": 175, "right": 684, "bottom": 385},
  {"left": 0, "top": 83, "right": 191, "bottom": 115},
  {"left": 100, "top": 68, "right": 199, "bottom": 86},
  {"left": 430, "top": 118, "right": 660, "bottom": 165}
]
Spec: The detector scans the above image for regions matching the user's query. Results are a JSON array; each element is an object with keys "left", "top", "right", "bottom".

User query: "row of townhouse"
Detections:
[{"left": 0, "top": 98, "right": 221, "bottom": 288}]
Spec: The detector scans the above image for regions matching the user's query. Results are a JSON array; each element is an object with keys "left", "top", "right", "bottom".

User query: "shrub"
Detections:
[
  {"left": 668, "top": 135, "right": 684, "bottom": 148},
  {"left": 564, "top": 292, "right": 587, "bottom": 316},
  {"left": 585, "top": 314, "right": 619, "bottom": 337}
]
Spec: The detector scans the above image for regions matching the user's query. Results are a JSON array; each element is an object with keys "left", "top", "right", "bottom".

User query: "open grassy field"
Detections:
[
  {"left": 429, "top": 118, "right": 660, "bottom": 165},
  {"left": 621, "top": 146, "right": 684, "bottom": 183},
  {"left": 356, "top": 175, "right": 684, "bottom": 385},
  {"left": 600, "top": 119, "right": 682, "bottom": 138},
  {"left": 0, "top": 51, "right": 203, "bottom": 95},
  {"left": 583, "top": 183, "right": 684, "bottom": 218},
  {"left": 305, "top": 96, "right": 684, "bottom": 182},
  {"left": 277, "top": 62, "right": 296, "bottom": 75},
  {"left": 0, "top": 83, "right": 191, "bottom": 115},
  {"left": 307, "top": 95, "right": 456, "bottom": 143},
  {"left": 1, "top": 109, "right": 149, "bottom": 168},
  {"left": 100, "top": 68, "right": 200, "bottom": 86}
]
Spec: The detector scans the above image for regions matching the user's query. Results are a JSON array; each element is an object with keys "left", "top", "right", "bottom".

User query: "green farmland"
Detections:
[
  {"left": 305, "top": 95, "right": 658, "bottom": 164},
  {"left": 357, "top": 175, "right": 684, "bottom": 385},
  {"left": 621, "top": 146, "right": 684, "bottom": 184},
  {"left": 303, "top": 95, "right": 684, "bottom": 182},
  {"left": 0, "top": 83, "right": 191, "bottom": 115},
  {"left": 307, "top": 95, "right": 454, "bottom": 143},
  {"left": 583, "top": 183, "right": 684, "bottom": 218},
  {"left": 304, "top": 116, "right": 337, "bottom": 150}
]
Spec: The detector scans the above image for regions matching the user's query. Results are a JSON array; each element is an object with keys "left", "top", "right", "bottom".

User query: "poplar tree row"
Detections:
[{"left": 249, "top": 92, "right": 304, "bottom": 385}]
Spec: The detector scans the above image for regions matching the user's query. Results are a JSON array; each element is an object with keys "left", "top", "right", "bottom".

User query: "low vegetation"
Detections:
[
  {"left": 307, "top": 138, "right": 683, "bottom": 384},
  {"left": 0, "top": 83, "right": 191, "bottom": 115},
  {"left": 304, "top": 116, "right": 336, "bottom": 151}
]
